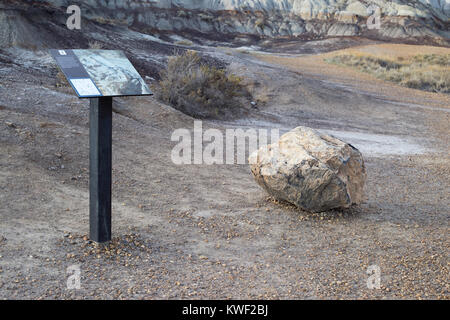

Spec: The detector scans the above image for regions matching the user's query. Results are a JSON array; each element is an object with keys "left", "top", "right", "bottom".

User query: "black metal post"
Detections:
[{"left": 89, "top": 97, "right": 112, "bottom": 242}]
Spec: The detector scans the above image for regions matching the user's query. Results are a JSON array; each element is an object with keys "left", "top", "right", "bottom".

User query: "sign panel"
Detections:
[{"left": 50, "top": 49, "right": 153, "bottom": 98}]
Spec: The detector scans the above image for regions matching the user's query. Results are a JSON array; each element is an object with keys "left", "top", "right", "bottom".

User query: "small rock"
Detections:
[{"left": 5, "top": 121, "right": 16, "bottom": 128}]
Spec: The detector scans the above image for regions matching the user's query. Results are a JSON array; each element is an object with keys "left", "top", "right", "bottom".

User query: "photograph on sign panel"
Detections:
[{"left": 73, "top": 49, "right": 152, "bottom": 96}]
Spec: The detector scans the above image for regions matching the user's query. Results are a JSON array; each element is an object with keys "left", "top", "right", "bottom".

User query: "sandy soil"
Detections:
[{"left": 0, "top": 43, "right": 449, "bottom": 299}]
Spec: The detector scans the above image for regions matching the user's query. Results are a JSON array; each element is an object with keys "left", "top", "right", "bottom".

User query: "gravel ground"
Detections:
[{"left": 0, "top": 44, "right": 449, "bottom": 300}]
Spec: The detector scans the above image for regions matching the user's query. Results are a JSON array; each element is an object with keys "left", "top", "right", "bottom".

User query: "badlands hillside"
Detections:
[{"left": 1, "top": 0, "right": 449, "bottom": 50}]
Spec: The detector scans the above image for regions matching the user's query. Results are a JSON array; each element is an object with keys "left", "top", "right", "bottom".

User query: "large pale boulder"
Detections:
[{"left": 249, "top": 126, "right": 366, "bottom": 212}]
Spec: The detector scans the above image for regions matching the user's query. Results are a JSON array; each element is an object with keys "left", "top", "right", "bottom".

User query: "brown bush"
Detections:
[{"left": 157, "top": 51, "right": 251, "bottom": 119}]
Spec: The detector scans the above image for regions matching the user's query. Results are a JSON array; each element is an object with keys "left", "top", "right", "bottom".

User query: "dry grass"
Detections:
[
  {"left": 175, "top": 40, "right": 194, "bottom": 46},
  {"left": 325, "top": 53, "right": 450, "bottom": 93},
  {"left": 255, "top": 44, "right": 450, "bottom": 111},
  {"left": 92, "top": 16, "right": 127, "bottom": 26},
  {"left": 157, "top": 50, "right": 251, "bottom": 118},
  {"left": 39, "top": 122, "right": 64, "bottom": 129}
]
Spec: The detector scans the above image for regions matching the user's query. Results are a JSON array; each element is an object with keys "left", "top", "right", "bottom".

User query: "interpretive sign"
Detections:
[
  {"left": 51, "top": 49, "right": 152, "bottom": 242},
  {"left": 50, "top": 49, "right": 152, "bottom": 97}
]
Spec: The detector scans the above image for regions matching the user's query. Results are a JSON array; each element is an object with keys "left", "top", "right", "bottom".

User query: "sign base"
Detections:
[{"left": 89, "top": 97, "right": 112, "bottom": 243}]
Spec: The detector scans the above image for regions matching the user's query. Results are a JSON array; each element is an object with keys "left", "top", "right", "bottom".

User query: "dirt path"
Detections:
[{"left": 0, "top": 44, "right": 449, "bottom": 299}]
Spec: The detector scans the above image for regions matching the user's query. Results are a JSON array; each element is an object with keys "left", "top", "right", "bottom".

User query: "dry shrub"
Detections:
[
  {"left": 326, "top": 53, "right": 450, "bottom": 94},
  {"left": 54, "top": 70, "right": 75, "bottom": 95},
  {"left": 157, "top": 51, "right": 251, "bottom": 118},
  {"left": 56, "top": 70, "right": 69, "bottom": 88},
  {"left": 88, "top": 40, "right": 104, "bottom": 49},
  {"left": 255, "top": 18, "right": 265, "bottom": 29}
]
